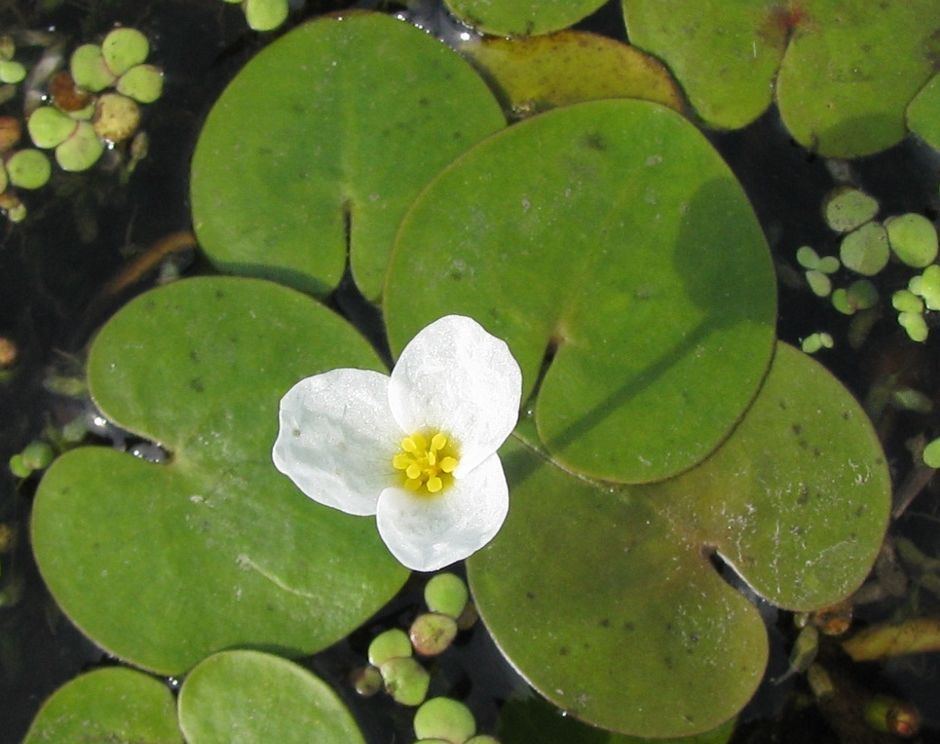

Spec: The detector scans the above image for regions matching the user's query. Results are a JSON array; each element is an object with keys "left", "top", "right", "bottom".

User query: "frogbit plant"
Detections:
[{"left": 273, "top": 314, "right": 522, "bottom": 572}]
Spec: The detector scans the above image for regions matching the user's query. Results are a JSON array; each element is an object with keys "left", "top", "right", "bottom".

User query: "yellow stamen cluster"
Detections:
[{"left": 392, "top": 431, "right": 459, "bottom": 494}]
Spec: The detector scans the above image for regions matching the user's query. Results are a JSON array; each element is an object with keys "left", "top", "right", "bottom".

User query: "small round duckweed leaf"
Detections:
[
  {"left": 469, "top": 343, "right": 889, "bottom": 737},
  {"left": 913, "top": 265, "right": 940, "bottom": 310},
  {"left": 70, "top": 44, "right": 117, "bottom": 92},
  {"left": 444, "top": 0, "right": 607, "bottom": 36},
  {"left": 369, "top": 628, "right": 413, "bottom": 666},
  {"left": 244, "top": 0, "right": 290, "bottom": 32},
  {"left": 840, "top": 222, "right": 890, "bottom": 276},
  {"left": 380, "top": 657, "right": 431, "bottom": 706},
  {"left": 425, "top": 572, "right": 469, "bottom": 618},
  {"left": 0, "top": 59, "right": 26, "bottom": 84},
  {"left": 23, "top": 667, "right": 181, "bottom": 744},
  {"left": 893, "top": 289, "right": 925, "bottom": 314},
  {"left": 117, "top": 64, "right": 164, "bottom": 103},
  {"left": 32, "top": 277, "right": 407, "bottom": 674},
  {"left": 385, "top": 99, "right": 776, "bottom": 484},
  {"left": 623, "top": 0, "right": 787, "bottom": 129},
  {"left": 908, "top": 73, "right": 940, "bottom": 150},
  {"left": 924, "top": 437, "right": 940, "bottom": 469},
  {"left": 55, "top": 120, "right": 104, "bottom": 172},
  {"left": 414, "top": 697, "right": 476, "bottom": 742},
  {"left": 805, "top": 270, "right": 831, "bottom": 297},
  {"left": 27, "top": 106, "right": 76, "bottom": 149},
  {"left": 885, "top": 213, "right": 938, "bottom": 268},
  {"left": 460, "top": 31, "right": 683, "bottom": 119},
  {"left": 824, "top": 187, "right": 878, "bottom": 234},
  {"left": 6, "top": 148, "right": 51, "bottom": 189},
  {"left": 190, "top": 12, "right": 504, "bottom": 301},
  {"left": 102, "top": 28, "right": 150, "bottom": 77},
  {"left": 178, "top": 650, "right": 365, "bottom": 743},
  {"left": 775, "top": 0, "right": 939, "bottom": 157},
  {"left": 898, "top": 311, "right": 929, "bottom": 342}
]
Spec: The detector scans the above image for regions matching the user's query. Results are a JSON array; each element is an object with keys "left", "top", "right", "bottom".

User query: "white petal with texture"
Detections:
[
  {"left": 375, "top": 453, "right": 509, "bottom": 571},
  {"left": 388, "top": 315, "right": 522, "bottom": 475},
  {"left": 273, "top": 368, "right": 401, "bottom": 516}
]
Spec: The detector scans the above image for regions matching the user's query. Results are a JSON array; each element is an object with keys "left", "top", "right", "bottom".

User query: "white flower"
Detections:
[{"left": 273, "top": 315, "right": 523, "bottom": 572}]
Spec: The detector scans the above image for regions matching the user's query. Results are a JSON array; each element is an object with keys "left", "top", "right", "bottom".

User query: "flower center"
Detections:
[{"left": 392, "top": 431, "right": 460, "bottom": 494}]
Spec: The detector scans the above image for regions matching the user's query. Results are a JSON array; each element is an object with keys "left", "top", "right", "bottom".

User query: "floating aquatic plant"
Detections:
[{"left": 26, "top": 10, "right": 894, "bottom": 741}]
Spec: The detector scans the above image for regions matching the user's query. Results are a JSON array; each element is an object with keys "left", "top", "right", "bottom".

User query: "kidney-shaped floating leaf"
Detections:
[
  {"left": 178, "top": 650, "right": 365, "bottom": 743},
  {"left": 460, "top": 31, "right": 684, "bottom": 119},
  {"left": 623, "top": 0, "right": 788, "bottom": 130},
  {"left": 385, "top": 99, "right": 776, "bottom": 484},
  {"left": 190, "top": 12, "right": 504, "bottom": 301},
  {"left": 468, "top": 343, "right": 889, "bottom": 738},
  {"left": 775, "top": 0, "right": 939, "bottom": 158},
  {"left": 444, "top": 0, "right": 608, "bottom": 36},
  {"left": 23, "top": 667, "right": 181, "bottom": 744},
  {"left": 32, "top": 277, "right": 408, "bottom": 675},
  {"left": 624, "top": 0, "right": 940, "bottom": 157}
]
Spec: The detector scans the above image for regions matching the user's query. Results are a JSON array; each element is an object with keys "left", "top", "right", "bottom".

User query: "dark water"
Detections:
[{"left": 2, "top": 1, "right": 939, "bottom": 742}]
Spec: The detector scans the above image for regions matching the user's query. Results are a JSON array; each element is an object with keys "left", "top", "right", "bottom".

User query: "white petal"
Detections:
[
  {"left": 375, "top": 453, "right": 509, "bottom": 571},
  {"left": 273, "top": 369, "right": 402, "bottom": 516},
  {"left": 389, "top": 315, "right": 522, "bottom": 475}
]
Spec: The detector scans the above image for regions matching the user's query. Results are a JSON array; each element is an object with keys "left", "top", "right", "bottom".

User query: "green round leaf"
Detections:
[
  {"left": 444, "top": 0, "right": 607, "bottom": 36},
  {"left": 178, "top": 650, "right": 364, "bottom": 743},
  {"left": 6, "top": 148, "right": 51, "bottom": 190},
  {"left": 898, "top": 310, "right": 928, "bottom": 342},
  {"left": 102, "top": 27, "right": 150, "bottom": 77},
  {"left": 23, "top": 667, "right": 181, "bottom": 744},
  {"left": 885, "top": 213, "right": 938, "bottom": 268},
  {"left": 914, "top": 265, "right": 940, "bottom": 310},
  {"left": 27, "top": 106, "right": 77, "bottom": 149},
  {"left": 32, "top": 277, "right": 408, "bottom": 674},
  {"left": 469, "top": 343, "right": 889, "bottom": 737},
  {"left": 924, "top": 437, "right": 940, "bottom": 469},
  {"left": 55, "top": 120, "right": 104, "bottom": 172},
  {"left": 892, "top": 288, "right": 924, "bottom": 314},
  {"left": 823, "top": 187, "right": 878, "bottom": 234},
  {"left": 460, "top": 31, "right": 683, "bottom": 118},
  {"left": 369, "top": 628, "right": 413, "bottom": 666},
  {"left": 795, "top": 245, "right": 820, "bottom": 269},
  {"left": 190, "top": 12, "right": 504, "bottom": 301},
  {"left": 776, "top": 0, "right": 939, "bottom": 157},
  {"left": 623, "top": 0, "right": 787, "bottom": 129},
  {"left": 425, "top": 572, "right": 469, "bottom": 619},
  {"left": 70, "top": 43, "right": 117, "bottom": 92},
  {"left": 243, "top": 0, "right": 289, "bottom": 31},
  {"left": 805, "top": 269, "right": 831, "bottom": 297},
  {"left": 414, "top": 697, "right": 476, "bottom": 743},
  {"left": 117, "top": 63, "right": 165, "bottom": 104},
  {"left": 907, "top": 73, "right": 940, "bottom": 150},
  {"left": 840, "top": 222, "right": 890, "bottom": 276},
  {"left": 385, "top": 99, "right": 776, "bottom": 484},
  {"left": 624, "top": 0, "right": 940, "bottom": 156},
  {"left": 0, "top": 59, "right": 26, "bottom": 84},
  {"left": 380, "top": 657, "right": 430, "bottom": 706}
]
